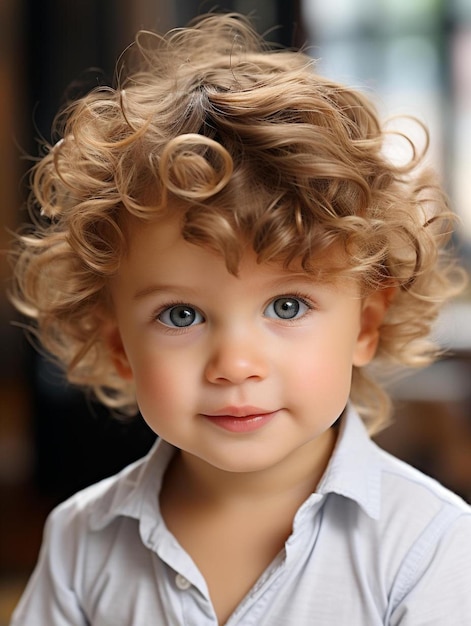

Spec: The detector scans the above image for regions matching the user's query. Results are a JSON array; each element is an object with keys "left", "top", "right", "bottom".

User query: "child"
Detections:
[{"left": 10, "top": 12, "right": 471, "bottom": 626}]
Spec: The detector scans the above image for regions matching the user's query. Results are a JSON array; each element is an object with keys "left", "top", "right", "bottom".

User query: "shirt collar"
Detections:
[
  {"left": 89, "top": 437, "right": 174, "bottom": 531},
  {"left": 90, "top": 404, "right": 381, "bottom": 531},
  {"left": 316, "top": 404, "right": 382, "bottom": 520}
]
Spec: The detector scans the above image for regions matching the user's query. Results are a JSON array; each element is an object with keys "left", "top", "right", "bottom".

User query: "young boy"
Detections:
[{"left": 10, "top": 12, "right": 471, "bottom": 626}]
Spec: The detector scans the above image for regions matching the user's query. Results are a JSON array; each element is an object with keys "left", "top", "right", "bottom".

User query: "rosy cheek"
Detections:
[
  {"left": 290, "top": 352, "right": 347, "bottom": 396},
  {"left": 138, "top": 364, "right": 171, "bottom": 395}
]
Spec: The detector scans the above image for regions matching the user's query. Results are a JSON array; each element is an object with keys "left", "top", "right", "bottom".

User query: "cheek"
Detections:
[
  {"left": 287, "top": 334, "right": 357, "bottom": 398},
  {"left": 130, "top": 346, "right": 200, "bottom": 420},
  {"left": 290, "top": 356, "right": 348, "bottom": 394}
]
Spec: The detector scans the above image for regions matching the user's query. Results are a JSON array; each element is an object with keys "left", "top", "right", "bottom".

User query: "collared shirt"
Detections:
[{"left": 11, "top": 406, "right": 471, "bottom": 625}]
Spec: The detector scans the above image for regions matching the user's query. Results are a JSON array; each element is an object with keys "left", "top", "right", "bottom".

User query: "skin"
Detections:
[{"left": 105, "top": 213, "right": 390, "bottom": 623}]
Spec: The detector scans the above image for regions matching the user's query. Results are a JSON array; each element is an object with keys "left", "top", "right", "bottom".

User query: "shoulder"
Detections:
[
  {"left": 374, "top": 450, "right": 471, "bottom": 622},
  {"left": 374, "top": 444, "right": 471, "bottom": 551},
  {"left": 377, "top": 445, "right": 470, "bottom": 519},
  {"left": 10, "top": 443, "right": 168, "bottom": 625},
  {"left": 372, "top": 445, "right": 471, "bottom": 610},
  {"left": 349, "top": 443, "right": 471, "bottom": 622}
]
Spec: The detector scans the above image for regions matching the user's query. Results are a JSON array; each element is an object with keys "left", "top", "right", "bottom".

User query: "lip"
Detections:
[
  {"left": 205, "top": 406, "right": 274, "bottom": 418},
  {"left": 201, "top": 406, "right": 278, "bottom": 433}
]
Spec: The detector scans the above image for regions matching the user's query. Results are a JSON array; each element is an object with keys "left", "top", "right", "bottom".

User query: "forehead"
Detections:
[
  {"left": 122, "top": 214, "right": 277, "bottom": 286},
  {"left": 125, "top": 213, "right": 183, "bottom": 253},
  {"left": 117, "top": 212, "right": 355, "bottom": 294}
]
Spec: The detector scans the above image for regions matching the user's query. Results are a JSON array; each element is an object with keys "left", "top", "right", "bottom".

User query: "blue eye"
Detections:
[
  {"left": 264, "top": 297, "right": 309, "bottom": 320},
  {"left": 158, "top": 305, "right": 204, "bottom": 328}
]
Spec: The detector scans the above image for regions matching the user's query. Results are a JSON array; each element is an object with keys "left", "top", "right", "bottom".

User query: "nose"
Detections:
[{"left": 204, "top": 329, "right": 269, "bottom": 385}]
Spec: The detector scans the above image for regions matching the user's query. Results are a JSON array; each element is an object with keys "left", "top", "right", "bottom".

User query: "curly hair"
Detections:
[{"left": 11, "top": 12, "right": 464, "bottom": 433}]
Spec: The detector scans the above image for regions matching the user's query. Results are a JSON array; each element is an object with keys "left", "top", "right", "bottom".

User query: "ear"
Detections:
[
  {"left": 353, "top": 286, "right": 396, "bottom": 367},
  {"left": 102, "top": 321, "right": 134, "bottom": 381}
]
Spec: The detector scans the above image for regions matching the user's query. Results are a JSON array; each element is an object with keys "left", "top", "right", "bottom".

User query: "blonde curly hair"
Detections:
[{"left": 11, "top": 13, "right": 464, "bottom": 433}]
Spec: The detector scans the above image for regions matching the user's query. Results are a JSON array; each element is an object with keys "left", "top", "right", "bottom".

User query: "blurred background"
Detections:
[{"left": 1, "top": 0, "right": 470, "bottom": 622}]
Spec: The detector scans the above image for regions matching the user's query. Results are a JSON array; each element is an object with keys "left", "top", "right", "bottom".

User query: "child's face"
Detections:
[{"left": 107, "top": 215, "right": 384, "bottom": 474}]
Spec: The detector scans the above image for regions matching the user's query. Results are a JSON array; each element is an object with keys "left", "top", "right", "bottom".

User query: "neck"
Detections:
[{"left": 165, "top": 427, "right": 337, "bottom": 509}]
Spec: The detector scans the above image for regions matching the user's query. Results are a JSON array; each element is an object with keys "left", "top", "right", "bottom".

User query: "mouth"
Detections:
[{"left": 201, "top": 407, "right": 278, "bottom": 433}]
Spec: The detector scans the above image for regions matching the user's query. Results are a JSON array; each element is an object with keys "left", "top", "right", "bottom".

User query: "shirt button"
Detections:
[{"left": 175, "top": 574, "right": 191, "bottom": 590}]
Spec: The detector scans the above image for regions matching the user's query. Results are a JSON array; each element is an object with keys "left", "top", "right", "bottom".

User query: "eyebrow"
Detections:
[
  {"left": 133, "top": 284, "right": 200, "bottom": 300},
  {"left": 265, "top": 273, "right": 320, "bottom": 289}
]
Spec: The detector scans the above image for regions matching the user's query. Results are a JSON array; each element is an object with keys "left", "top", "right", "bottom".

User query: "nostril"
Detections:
[{"left": 204, "top": 348, "right": 268, "bottom": 385}]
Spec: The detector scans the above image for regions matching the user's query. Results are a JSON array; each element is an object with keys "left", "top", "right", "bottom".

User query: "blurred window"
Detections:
[{"left": 302, "top": 0, "right": 471, "bottom": 247}]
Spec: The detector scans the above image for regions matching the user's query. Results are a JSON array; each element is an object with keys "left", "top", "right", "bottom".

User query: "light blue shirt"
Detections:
[{"left": 11, "top": 406, "right": 471, "bottom": 625}]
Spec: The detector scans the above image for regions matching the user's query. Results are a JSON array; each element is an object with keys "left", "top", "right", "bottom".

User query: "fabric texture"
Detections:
[{"left": 11, "top": 406, "right": 471, "bottom": 625}]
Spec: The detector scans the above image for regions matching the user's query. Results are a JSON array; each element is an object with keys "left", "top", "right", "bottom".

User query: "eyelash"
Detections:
[
  {"left": 283, "top": 291, "right": 314, "bottom": 308},
  {"left": 271, "top": 292, "right": 316, "bottom": 320},
  {"left": 151, "top": 300, "right": 203, "bottom": 327}
]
